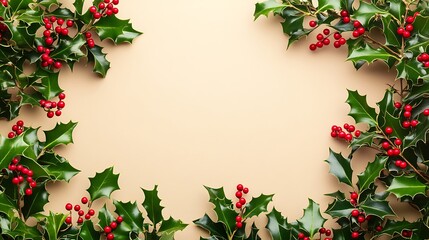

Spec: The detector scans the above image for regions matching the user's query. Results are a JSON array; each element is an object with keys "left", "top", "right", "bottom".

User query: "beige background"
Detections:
[{"left": 1, "top": 0, "right": 400, "bottom": 238}]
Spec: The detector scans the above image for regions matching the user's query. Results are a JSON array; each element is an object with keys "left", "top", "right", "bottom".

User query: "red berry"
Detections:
[
  {"left": 57, "top": 18, "right": 64, "bottom": 25},
  {"left": 116, "top": 216, "right": 123, "bottom": 223},
  {"left": 25, "top": 188, "right": 33, "bottom": 195},
  {"left": 357, "top": 27, "right": 365, "bottom": 35},
  {"left": 340, "top": 10, "right": 349, "bottom": 17},
  {"left": 424, "top": 109, "right": 429, "bottom": 116},
  {"left": 422, "top": 53, "right": 429, "bottom": 61},
  {"left": 112, "top": 8, "right": 118, "bottom": 14},
  {"left": 61, "top": 28, "right": 69, "bottom": 36},
  {"left": 353, "top": 20, "right": 361, "bottom": 28},
  {"left": 243, "top": 187, "right": 249, "bottom": 194},
  {"left": 403, "top": 30, "right": 411, "bottom": 38},
  {"left": 57, "top": 101, "right": 65, "bottom": 108},
  {"left": 43, "top": 30, "right": 51, "bottom": 37},
  {"left": 351, "top": 209, "right": 359, "bottom": 217},
  {"left": 334, "top": 32, "right": 341, "bottom": 40},
  {"left": 107, "top": 233, "right": 114, "bottom": 240},
  {"left": 50, "top": 16, "right": 56, "bottom": 22},
  {"left": 387, "top": 149, "right": 394, "bottom": 156},
  {"left": 26, "top": 176, "right": 32, "bottom": 182},
  {"left": 323, "top": 28, "right": 330, "bottom": 35},
  {"left": 85, "top": 214, "right": 91, "bottom": 219},
  {"left": 395, "top": 160, "right": 402, "bottom": 167},
  {"left": 352, "top": 30, "right": 360, "bottom": 37},
  {"left": 338, "top": 131, "right": 346, "bottom": 138},
  {"left": 66, "top": 20, "right": 74, "bottom": 27},
  {"left": 99, "top": 2, "right": 105, "bottom": 9},
  {"left": 77, "top": 217, "right": 83, "bottom": 224},
  {"left": 402, "top": 121, "right": 411, "bottom": 128},
  {"left": 104, "top": 226, "right": 112, "bottom": 233},
  {"left": 316, "top": 41, "right": 323, "bottom": 48},
  {"left": 74, "top": 205, "right": 81, "bottom": 211},
  {"left": 12, "top": 177, "right": 20, "bottom": 185},
  {"left": 309, "top": 20, "right": 317, "bottom": 27},
  {"left": 236, "top": 202, "right": 242, "bottom": 208},
  {"left": 351, "top": 231, "right": 359, "bottom": 238},
  {"left": 55, "top": 110, "right": 62, "bottom": 116},
  {"left": 8, "top": 132, "right": 15, "bottom": 138},
  {"left": 323, "top": 38, "right": 330, "bottom": 45},
  {"left": 16, "top": 120, "right": 24, "bottom": 126},
  {"left": 58, "top": 92, "right": 66, "bottom": 99},
  {"left": 93, "top": 12, "right": 101, "bottom": 19},
  {"left": 331, "top": 125, "right": 338, "bottom": 131},
  {"left": 400, "top": 161, "right": 407, "bottom": 169},
  {"left": 382, "top": 141, "right": 390, "bottom": 150},
  {"left": 394, "top": 102, "right": 402, "bottom": 108},
  {"left": 319, "top": 227, "right": 326, "bottom": 234},
  {"left": 404, "top": 111, "right": 411, "bottom": 118},
  {"left": 235, "top": 191, "right": 242, "bottom": 198},
  {"left": 45, "top": 37, "right": 54, "bottom": 45},
  {"left": 112, "top": 0, "right": 119, "bottom": 4},
  {"left": 385, "top": 127, "right": 393, "bottom": 134},
  {"left": 339, "top": 38, "right": 346, "bottom": 45},
  {"left": 65, "top": 216, "right": 72, "bottom": 224},
  {"left": 316, "top": 33, "right": 324, "bottom": 41},
  {"left": 12, "top": 158, "right": 19, "bottom": 164},
  {"left": 325, "top": 230, "right": 331, "bottom": 236},
  {"left": 393, "top": 148, "right": 401, "bottom": 156},
  {"left": 30, "top": 181, "right": 37, "bottom": 188},
  {"left": 8, "top": 165, "right": 16, "bottom": 171},
  {"left": 343, "top": 16, "right": 350, "bottom": 23},
  {"left": 47, "top": 111, "right": 54, "bottom": 118},
  {"left": 110, "top": 221, "right": 118, "bottom": 229},
  {"left": 309, "top": 44, "right": 317, "bottom": 51},
  {"left": 397, "top": 27, "right": 404, "bottom": 35},
  {"left": 404, "top": 104, "right": 413, "bottom": 112},
  {"left": 333, "top": 41, "right": 341, "bottom": 48},
  {"left": 406, "top": 16, "right": 415, "bottom": 23},
  {"left": 357, "top": 215, "right": 365, "bottom": 223},
  {"left": 411, "top": 119, "right": 419, "bottom": 127},
  {"left": 348, "top": 125, "right": 355, "bottom": 132},
  {"left": 89, "top": 6, "right": 97, "bottom": 13},
  {"left": 236, "top": 222, "right": 243, "bottom": 228},
  {"left": 376, "top": 225, "right": 383, "bottom": 231},
  {"left": 331, "top": 131, "right": 337, "bottom": 137},
  {"left": 405, "top": 24, "right": 414, "bottom": 32},
  {"left": 54, "top": 61, "right": 62, "bottom": 69},
  {"left": 298, "top": 233, "right": 305, "bottom": 239},
  {"left": 345, "top": 134, "right": 353, "bottom": 141},
  {"left": 344, "top": 123, "right": 350, "bottom": 130},
  {"left": 394, "top": 138, "right": 402, "bottom": 145},
  {"left": 236, "top": 216, "right": 242, "bottom": 222},
  {"left": 239, "top": 198, "right": 246, "bottom": 205},
  {"left": 237, "top": 184, "right": 243, "bottom": 191},
  {"left": 37, "top": 46, "right": 45, "bottom": 53},
  {"left": 45, "top": 23, "right": 52, "bottom": 29},
  {"left": 350, "top": 192, "right": 358, "bottom": 199},
  {"left": 78, "top": 210, "right": 85, "bottom": 216},
  {"left": 88, "top": 209, "right": 95, "bottom": 216}
]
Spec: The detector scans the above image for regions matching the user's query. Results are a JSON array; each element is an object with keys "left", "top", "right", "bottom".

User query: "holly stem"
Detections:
[{"left": 362, "top": 35, "right": 401, "bottom": 60}]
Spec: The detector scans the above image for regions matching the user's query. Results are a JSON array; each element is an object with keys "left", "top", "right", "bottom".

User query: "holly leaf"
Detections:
[
  {"left": 88, "top": 46, "right": 110, "bottom": 77},
  {"left": 0, "top": 134, "right": 28, "bottom": 170},
  {"left": 383, "top": 111, "right": 406, "bottom": 141},
  {"left": 158, "top": 217, "right": 187, "bottom": 236},
  {"left": 42, "top": 212, "right": 68, "bottom": 240},
  {"left": 87, "top": 166, "right": 120, "bottom": 201},
  {"left": 79, "top": 221, "right": 100, "bottom": 240},
  {"left": 388, "top": 0, "right": 405, "bottom": 22},
  {"left": 317, "top": 0, "right": 341, "bottom": 12},
  {"left": 377, "top": 89, "right": 395, "bottom": 127},
  {"left": 15, "top": 9, "right": 43, "bottom": 24},
  {"left": 377, "top": 219, "right": 420, "bottom": 237},
  {"left": 4, "top": 23, "right": 35, "bottom": 49},
  {"left": 22, "top": 185, "right": 49, "bottom": 219},
  {"left": 387, "top": 175, "right": 428, "bottom": 198},
  {"left": 404, "top": 80, "right": 429, "bottom": 102},
  {"left": 405, "top": 34, "right": 429, "bottom": 56},
  {"left": 351, "top": 1, "right": 388, "bottom": 26},
  {"left": 414, "top": 15, "right": 429, "bottom": 37},
  {"left": 19, "top": 91, "right": 44, "bottom": 107},
  {"left": 43, "top": 121, "right": 78, "bottom": 149},
  {"left": 142, "top": 185, "right": 164, "bottom": 225},
  {"left": 50, "top": 35, "right": 86, "bottom": 61},
  {"left": 396, "top": 59, "right": 427, "bottom": 84},
  {"left": 38, "top": 153, "right": 80, "bottom": 182},
  {"left": 403, "top": 111, "right": 429, "bottom": 149},
  {"left": 38, "top": 0, "right": 60, "bottom": 8},
  {"left": 266, "top": 208, "right": 292, "bottom": 240},
  {"left": 325, "top": 198, "right": 355, "bottom": 218},
  {"left": 73, "top": 0, "right": 85, "bottom": 15},
  {"left": 347, "top": 44, "right": 392, "bottom": 66},
  {"left": 350, "top": 131, "right": 379, "bottom": 149},
  {"left": 97, "top": 205, "right": 133, "bottom": 240},
  {"left": 9, "top": 0, "right": 34, "bottom": 14},
  {"left": 2, "top": 217, "right": 42, "bottom": 240},
  {"left": 0, "top": 192, "right": 16, "bottom": 219},
  {"left": 211, "top": 197, "right": 237, "bottom": 236},
  {"left": 360, "top": 196, "right": 395, "bottom": 218},
  {"left": 204, "top": 186, "right": 232, "bottom": 205},
  {"left": 297, "top": 199, "right": 326, "bottom": 237},
  {"left": 243, "top": 194, "right": 273, "bottom": 219},
  {"left": 381, "top": 16, "right": 401, "bottom": 48},
  {"left": 325, "top": 149, "right": 353, "bottom": 187},
  {"left": 325, "top": 190, "right": 346, "bottom": 200},
  {"left": 254, "top": 0, "right": 287, "bottom": 19},
  {"left": 357, "top": 155, "right": 388, "bottom": 191},
  {"left": 93, "top": 15, "right": 140, "bottom": 44},
  {"left": 115, "top": 24, "right": 143, "bottom": 44},
  {"left": 113, "top": 200, "right": 144, "bottom": 234},
  {"left": 194, "top": 214, "right": 228, "bottom": 240},
  {"left": 34, "top": 68, "right": 62, "bottom": 100},
  {"left": 346, "top": 90, "right": 378, "bottom": 127}
]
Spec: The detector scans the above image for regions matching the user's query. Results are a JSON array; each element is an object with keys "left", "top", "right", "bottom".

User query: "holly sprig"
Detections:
[{"left": 0, "top": 0, "right": 141, "bottom": 121}]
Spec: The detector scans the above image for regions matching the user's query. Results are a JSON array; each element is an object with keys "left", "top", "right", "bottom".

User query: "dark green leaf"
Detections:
[
  {"left": 254, "top": 0, "right": 287, "bottom": 19},
  {"left": 360, "top": 196, "right": 395, "bottom": 218},
  {"left": 79, "top": 221, "right": 100, "bottom": 240},
  {"left": 266, "top": 208, "right": 291, "bottom": 240},
  {"left": 405, "top": 80, "right": 429, "bottom": 102},
  {"left": 113, "top": 200, "right": 144, "bottom": 234},
  {"left": 22, "top": 185, "right": 49, "bottom": 219},
  {"left": 38, "top": 0, "right": 60, "bottom": 8},
  {"left": 19, "top": 91, "right": 44, "bottom": 107},
  {"left": 386, "top": 175, "right": 428, "bottom": 198},
  {"left": 204, "top": 186, "right": 233, "bottom": 205},
  {"left": 405, "top": 34, "right": 429, "bottom": 55},
  {"left": 245, "top": 223, "right": 261, "bottom": 240},
  {"left": 43, "top": 121, "right": 78, "bottom": 149},
  {"left": 388, "top": 0, "right": 405, "bottom": 22},
  {"left": 43, "top": 212, "right": 68, "bottom": 240},
  {"left": 403, "top": 109, "right": 429, "bottom": 149},
  {"left": 50, "top": 35, "right": 86, "bottom": 61},
  {"left": 115, "top": 24, "right": 143, "bottom": 44},
  {"left": 0, "top": 192, "right": 16, "bottom": 219},
  {"left": 347, "top": 44, "right": 393, "bottom": 65},
  {"left": 383, "top": 111, "right": 406, "bottom": 141},
  {"left": 325, "top": 198, "right": 355, "bottom": 218},
  {"left": 243, "top": 194, "right": 273, "bottom": 219},
  {"left": 94, "top": 15, "right": 140, "bottom": 44},
  {"left": 350, "top": 131, "right": 379, "bottom": 149},
  {"left": 351, "top": 1, "right": 388, "bottom": 26},
  {"left": 324, "top": 190, "right": 346, "bottom": 200},
  {"left": 88, "top": 46, "right": 110, "bottom": 77},
  {"left": 325, "top": 149, "right": 353, "bottom": 187},
  {"left": 396, "top": 59, "right": 427, "bottom": 84},
  {"left": 0, "top": 134, "right": 28, "bottom": 170},
  {"left": 317, "top": 0, "right": 341, "bottom": 12},
  {"left": 212, "top": 197, "right": 237, "bottom": 236},
  {"left": 142, "top": 185, "right": 164, "bottom": 225},
  {"left": 158, "top": 217, "right": 187, "bottom": 236},
  {"left": 73, "top": 0, "right": 85, "bottom": 15},
  {"left": 297, "top": 199, "right": 326, "bottom": 237},
  {"left": 35, "top": 68, "right": 62, "bottom": 100},
  {"left": 4, "top": 23, "right": 35, "bottom": 49},
  {"left": 377, "top": 219, "right": 420, "bottom": 237},
  {"left": 414, "top": 15, "right": 429, "bottom": 37},
  {"left": 2, "top": 217, "right": 42, "bottom": 240},
  {"left": 9, "top": 0, "right": 34, "bottom": 14},
  {"left": 16, "top": 9, "right": 44, "bottom": 24},
  {"left": 377, "top": 89, "right": 395, "bottom": 127},
  {"left": 346, "top": 90, "right": 378, "bottom": 127},
  {"left": 87, "top": 166, "right": 120, "bottom": 201},
  {"left": 38, "top": 153, "right": 80, "bottom": 182},
  {"left": 97, "top": 205, "right": 133, "bottom": 240},
  {"left": 193, "top": 214, "right": 228, "bottom": 240},
  {"left": 357, "top": 155, "right": 388, "bottom": 191}
]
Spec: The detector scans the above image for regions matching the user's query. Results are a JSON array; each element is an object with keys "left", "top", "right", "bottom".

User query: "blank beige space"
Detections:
[{"left": 0, "top": 0, "right": 398, "bottom": 239}]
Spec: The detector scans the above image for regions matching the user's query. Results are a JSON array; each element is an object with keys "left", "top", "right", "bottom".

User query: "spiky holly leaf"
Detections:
[
  {"left": 212, "top": 197, "right": 237, "bottom": 236},
  {"left": 414, "top": 14, "right": 429, "bottom": 37},
  {"left": 50, "top": 35, "right": 86, "bottom": 61},
  {"left": 383, "top": 111, "right": 406, "bottom": 141},
  {"left": 325, "top": 199, "right": 355, "bottom": 218},
  {"left": 266, "top": 208, "right": 292, "bottom": 240},
  {"left": 297, "top": 199, "right": 326, "bottom": 237},
  {"left": 43, "top": 121, "right": 78, "bottom": 149},
  {"left": 142, "top": 185, "right": 164, "bottom": 225},
  {"left": 15, "top": 9, "right": 43, "bottom": 24},
  {"left": 73, "top": 0, "right": 85, "bottom": 15},
  {"left": 0, "top": 134, "right": 28, "bottom": 170},
  {"left": 388, "top": 0, "right": 405, "bottom": 22},
  {"left": 404, "top": 80, "right": 429, "bottom": 102},
  {"left": 254, "top": 0, "right": 287, "bottom": 19},
  {"left": 281, "top": 8, "right": 310, "bottom": 47},
  {"left": 377, "top": 90, "right": 395, "bottom": 128},
  {"left": 9, "top": 0, "right": 34, "bottom": 15},
  {"left": 397, "top": 59, "right": 427, "bottom": 84},
  {"left": 2, "top": 217, "right": 42, "bottom": 240},
  {"left": 0, "top": 192, "right": 16, "bottom": 218},
  {"left": 357, "top": 155, "right": 388, "bottom": 191},
  {"left": 204, "top": 186, "right": 232, "bottom": 205},
  {"left": 325, "top": 190, "right": 346, "bottom": 200},
  {"left": 42, "top": 212, "right": 67, "bottom": 240},
  {"left": 113, "top": 200, "right": 144, "bottom": 234},
  {"left": 193, "top": 214, "right": 228, "bottom": 240},
  {"left": 360, "top": 196, "right": 395, "bottom": 218},
  {"left": 351, "top": 1, "right": 388, "bottom": 26},
  {"left": 350, "top": 131, "right": 379, "bottom": 149},
  {"left": 35, "top": 68, "right": 62, "bottom": 100},
  {"left": 346, "top": 90, "right": 377, "bottom": 127},
  {"left": 22, "top": 185, "right": 49, "bottom": 219},
  {"left": 317, "top": 0, "right": 341, "bottom": 12},
  {"left": 38, "top": 153, "right": 80, "bottom": 182},
  {"left": 387, "top": 175, "right": 428, "bottom": 198},
  {"left": 332, "top": 227, "right": 356, "bottom": 240},
  {"left": 158, "top": 217, "right": 187, "bottom": 237},
  {"left": 116, "top": 24, "right": 143, "bottom": 44},
  {"left": 98, "top": 205, "right": 133, "bottom": 240},
  {"left": 79, "top": 221, "right": 100, "bottom": 240},
  {"left": 19, "top": 91, "right": 44, "bottom": 107},
  {"left": 88, "top": 46, "right": 110, "bottom": 77},
  {"left": 21, "top": 127, "right": 41, "bottom": 161},
  {"left": 243, "top": 194, "right": 274, "bottom": 219},
  {"left": 93, "top": 15, "right": 141, "bottom": 43},
  {"left": 405, "top": 34, "right": 429, "bottom": 55},
  {"left": 377, "top": 219, "right": 420, "bottom": 237},
  {"left": 87, "top": 166, "right": 120, "bottom": 201},
  {"left": 245, "top": 223, "right": 262, "bottom": 240},
  {"left": 347, "top": 44, "right": 392, "bottom": 66},
  {"left": 4, "top": 23, "right": 35, "bottom": 49},
  {"left": 403, "top": 114, "right": 429, "bottom": 149},
  {"left": 325, "top": 149, "right": 353, "bottom": 187},
  {"left": 38, "top": 0, "right": 60, "bottom": 8}
]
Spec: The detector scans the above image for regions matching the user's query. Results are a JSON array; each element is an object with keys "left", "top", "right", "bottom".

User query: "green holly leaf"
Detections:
[
  {"left": 383, "top": 111, "right": 406, "bottom": 140},
  {"left": 93, "top": 15, "right": 141, "bottom": 44},
  {"left": 346, "top": 90, "right": 378, "bottom": 127},
  {"left": 73, "top": 0, "right": 85, "bottom": 15},
  {"left": 332, "top": 227, "right": 354, "bottom": 240},
  {"left": 115, "top": 24, "right": 143, "bottom": 44},
  {"left": 87, "top": 166, "right": 120, "bottom": 201},
  {"left": 297, "top": 199, "right": 326, "bottom": 237},
  {"left": 50, "top": 7, "right": 74, "bottom": 19},
  {"left": 325, "top": 190, "right": 346, "bottom": 200},
  {"left": 212, "top": 198, "right": 237, "bottom": 236},
  {"left": 34, "top": 68, "right": 62, "bottom": 100},
  {"left": 21, "top": 127, "right": 41, "bottom": 161},
  {"left": 403, "top": 110, "right": 429, "bottom": 149},
  {"left": 405, "top": 80, "right": 429, "bottom": 102},
  {"left": 396, "top": 59, "right": 427, "bottom": 84},
  {"left": 194, "top": 214, "right": 228, "bottom": 240},
  {"left": 142, "top": 185, "right": 164, "bottom": 225},
  {"left": 387, "top": 175, "right": 428, "bottom": 198},
  {"left": 204, "top": 186, "right": 232, "bottom": 205},
  {"left": 88, "top": 46, "right": 110, "bottom": 77},
  {"left": 245, "top": 223, "right": 262, "bottom": 240},
  {"left": 381, "top": 16, "right": 401, "bottom": 48},
  {"left": 97, "top": 205, "right": 133, "bottom": 240},
  {"left": 351, "top": 1, "right": 388, "bottom": 26},
  {"left": 266, "top": 208, "right": 292, "bottom": 240},
  {"left": 15, "top": 9, "right": 44, "bottom": 24},
  {"left": 350, "top": 131, "right": 379, "bottom": 149},
  {"left": 325, "top": 198, "right": 355, "bottom": 218},
  {"left": 377, "top": 89, "right": 395, "bottom": 127},
  {"left": 243, "top": 194, "right": 273, "bottom": 219},
  {"left": 2, "top": 217, "right": 42, "bottom": 240},
  {"left": 79, "top": 221, "right": 100, "bottom": 240},
  {"left": 281, "top": 8, "right": 309, "bottom": 47},
  {"left": 357, "top": 155, "right": 388, "bottom": 191},
  {"left": 0, "top": 192, "right": 16, "bottom": 219},
  {"left": 38, "top": 0, "right": 60, "bottom": 8},
  {"left": 388, "top": 0, "right": 405, "bottom": 22},
  {"left": 113, "top": 200, "right": 144, "bottom": 234},
  {"left": 158, "top": 217, "right": 187, "bottom": 236},
  {"left": 22, "top": 185, "right": 49, "bottom": 219},
  {"left": 405, "top": 34, "right": 429, "bottom": 55},
  {"left": 50, "top": 35, "right": 86, "bottom": 61},
  {"left": 360, "top": 196, "right": 395, "bottom": 218},
  {"left": 43, "top": 121, "right": 78, "bottom": 149},
  {"left": 414, "top": 15, "right": 429, "bottom": 38},
  {"left": 38, "top": 153, "right": 80, "bottom": 182},
  {"left": 9, "top": 0, "right": 34, "bottom": 14},
  {"left": 42, "top": 212, "right": 68, "bottom": 240},
  {"left": 317, "top": 0, "right": 341, "bottom": 12},
  {"left": 254, "top": 0, "right": 287, "bottom": 19},
  {"left": 347, "top": 44, "right": 393, "bottom": 66},
  {"left": 4, "top": 24, "right": 35, "bottom": 49},
  {"left": 377, "top": 219, "right": 420, "bottom": 237},
  {"left": 0, "top": 134, "right": 28, "bottom": 170},
  {"left": 19, "top": 91, "right": 44, "bottom": 107},
  {"left": 325, "top": 149, "right": 353, "bottom": 187}
]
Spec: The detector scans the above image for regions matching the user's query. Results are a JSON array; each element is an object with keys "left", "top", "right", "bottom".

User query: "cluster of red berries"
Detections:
[
  {"left": 41, "top": 16, "right": 73, "bottom": 46},
  {"left": 0, "top": 0, "right": 7, "bottom": 7},
  {"left": 330, "top": 123, "right": 361, "bottom": 142},
  {"left": 0, "top": 17, "right": 9, "bottom": 42},
  {"left": 394, "top": 103, "right": 423, "bottom": 129},
  {"left": 7, "top": 120, "right": 24, "bottom": 138},
  {"left": 298, "top": 227, "right": 332, "bottom": 240},
  {"left": 39, "top": 92, "right": 66, "bottom": 118},
  {"left": 309, "top": 29, "right": 346, "bottom": 50},
  {"left": 84, "top": 32, "right": 95, "bottom": 48},
  {"left": 416, "top": 52, "right": 429, "bottom": 68},
  {"left": 381, "top": 138, "right": 402, "bottom": 156},
  {"left": 37, "top": 45, "right": 62, "bottom": 69},
  {"left": 340, "top": 10, "right": 351, "bottom": 23},
  {"left": 349, "top": 192, "right": 358, "bottom": 205},
  {"left": 234, "top": 184, "right": 249, "bottom": 229},
  {"left": 351, "top": 20, "right": 365, "bottom": 38},
  {"left": 65, "top": 197, "right": 96, "bottom": 225},
  {"left": 103, "top": 216, "right": 123, "bottom": 240},
  {"left": 397, "top": 15, "right": 417, "bottom": 39},
  {"left": 89, "top": 0, "right": 119, "bottom": 19},
  {"left": 8, "top": 157, "right": 37, "bottom": 196},
  {"left": 350, "top": 208, "right": 382, "bottom": 238},
  {"left": 401, "top": 229, "right": 413, "bottom": 238}
]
